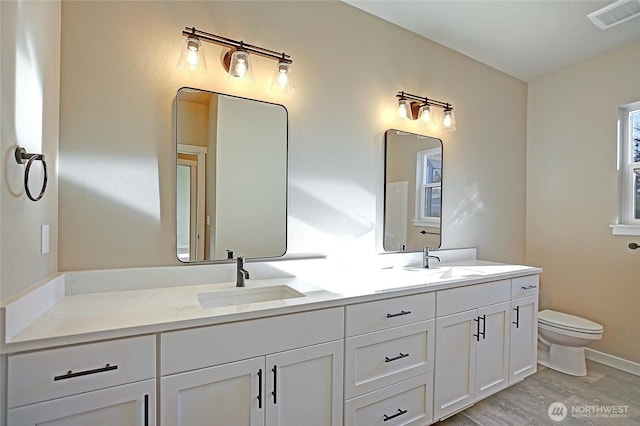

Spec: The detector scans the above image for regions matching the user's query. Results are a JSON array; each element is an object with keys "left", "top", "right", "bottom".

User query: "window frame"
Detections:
[
  {"left": 413, "top": 147, "right": 442, "bottom": 227},
  {"left": 612, "top": 101, "right": 640, "bottom": 236}
]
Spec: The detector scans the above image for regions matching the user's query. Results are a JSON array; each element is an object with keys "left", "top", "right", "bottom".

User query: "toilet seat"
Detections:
[{"left": 538, "top": 309, "right": 603, "bottom": 335}]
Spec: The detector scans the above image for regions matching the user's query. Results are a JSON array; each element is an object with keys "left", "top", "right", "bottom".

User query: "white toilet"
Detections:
[{"left": 537, "top": 309, "right": 603, "bottom": 376}]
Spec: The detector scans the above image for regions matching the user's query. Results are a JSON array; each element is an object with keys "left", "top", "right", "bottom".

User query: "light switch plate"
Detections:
[{"left": 41, "top": 224, "right": 49, "bottom": 255}]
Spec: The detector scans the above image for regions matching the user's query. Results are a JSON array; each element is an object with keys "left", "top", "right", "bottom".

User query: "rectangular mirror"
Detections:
[
  {"left": 384, "top": 129, "right": 442, "bottom": 252},
  {"left": 176, "top": 88, "right": 287, "bottom": 262}
]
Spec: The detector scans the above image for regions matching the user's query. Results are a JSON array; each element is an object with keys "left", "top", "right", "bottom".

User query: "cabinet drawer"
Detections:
[
  {"left": 346, "top": 293, "right": 435, "bottom": 337},
  {"left": 436, "top": 280, "right": 510, "bottom": 317},
  {"left": 344, "top": 373, "right": 433, "bottom": 426},
  {"left": 8, "top": 335, "right": 155, "bottom": 409},
  {"left": 511, "top": 275, "right": 539, "bottom": 299},
  {"left": 161, "top": 307, "right": 344, "bottom": 375},
  {"left": 345, "top": 320, "right": 434, "bottom": 399},
  {"left": 8, "top": 379, "right": 155, "bottom": 426}
]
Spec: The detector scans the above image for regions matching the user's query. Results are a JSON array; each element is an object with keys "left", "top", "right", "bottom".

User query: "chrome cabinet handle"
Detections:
[
  {"left": 386, "top": 310, "right": 411, "bottom": 318},
  {"left": 521, "top": 285, "right": 537, "bottom": 290},
  {"left": 383, "top": 408, "right": 408, "bottom": 422},
  {"left": 385, "top": 353, "right": 409, "bottom": 363},
  {"left": 513, "top": 306, "right": 520, "bottom": 328},
  {"left": 54, "top": 363, "right": 118, "bottom": 381}
]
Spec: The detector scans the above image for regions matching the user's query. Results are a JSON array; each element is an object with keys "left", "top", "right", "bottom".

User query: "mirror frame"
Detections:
[
  {"left": 383, "top": 129, "right": 443, "bottom": 253},
  {"left": 175, "top": 87, "right": 288, "bottom": 263}
]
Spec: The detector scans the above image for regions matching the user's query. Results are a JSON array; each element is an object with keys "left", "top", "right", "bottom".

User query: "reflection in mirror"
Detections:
[
  {"left": 176, "top": 88, "right": 287, "bottom": 262},
  {"left": 384, "top": 129, "right": 442, "bottom": 252}
]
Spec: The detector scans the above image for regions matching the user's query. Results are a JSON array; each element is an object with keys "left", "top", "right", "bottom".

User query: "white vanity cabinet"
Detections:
[
  {"left": 160, "top": 307, "right": 344, "bottom": 426},
  {"left": 433, "top": 280, "right": 512, "bottom": 420},
  {"left": 509, "top": 275, "right": 539, "bottom": 384},
  {"left": 7, "top": 335, "right": 156, "bottom": 426},
  {"left": 343, "top": 293, "right": 436, "bottom": 426}
]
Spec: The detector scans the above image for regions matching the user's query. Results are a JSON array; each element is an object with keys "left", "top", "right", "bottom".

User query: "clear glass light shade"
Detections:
[
  {"left": 398, "top": 98, "right": 411, "bottom": 119},
  {"left": 227, "top": 49, "right": 255, "bottom": 84},
  {"left": 418, "top": 105, "right": 432, "bottom": 123},
  {"left": 442, "top": 109, "right": 457, "bottom": 132},
  {"left": 177, "top": 37, "right": 207, "bottom": 73},
  {"left": 270, "top": 61, "right": 294, "bottom": 94}
]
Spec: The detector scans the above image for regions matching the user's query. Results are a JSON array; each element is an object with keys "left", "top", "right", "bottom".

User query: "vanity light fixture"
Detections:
[
  {"left": 396, "top": 91, "right": 457, "bottom": 132},
  {"left": 178, "top": 27, "right": 294, "bottom": 93}
]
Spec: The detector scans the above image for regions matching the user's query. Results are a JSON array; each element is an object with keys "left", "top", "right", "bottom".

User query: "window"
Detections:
[
  {"left": 630, "top": 110, "right": 640, "bottom": 220},
  {"left": 612, "top": 102, "right": 640, "bottom": 235},
  {"left": 414, "top": 148, "right": 442, "bottom": 226}
]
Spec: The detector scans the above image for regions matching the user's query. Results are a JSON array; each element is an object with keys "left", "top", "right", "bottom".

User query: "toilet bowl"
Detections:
[{"left": 537, "top": 309, "right": 603, "bottom": 376}]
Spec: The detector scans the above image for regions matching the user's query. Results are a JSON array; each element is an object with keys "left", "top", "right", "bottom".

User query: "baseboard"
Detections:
[{"left": 585, "top": 348, "right": 640, "bottom": 376}]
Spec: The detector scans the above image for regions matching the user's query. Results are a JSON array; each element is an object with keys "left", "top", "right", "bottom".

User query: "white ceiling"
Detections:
[{"left": 344, "top": 0, "right": 640, "bottom": 81}]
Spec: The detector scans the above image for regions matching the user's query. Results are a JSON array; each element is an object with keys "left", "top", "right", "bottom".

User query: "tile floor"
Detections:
[{"left": 438, "top": 361, "right": 640, "bottom": 425}]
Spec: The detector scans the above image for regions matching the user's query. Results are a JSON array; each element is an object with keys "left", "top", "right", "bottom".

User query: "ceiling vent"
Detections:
[{"left": 588, "top": 0, "right": 640, "bottom": 29}]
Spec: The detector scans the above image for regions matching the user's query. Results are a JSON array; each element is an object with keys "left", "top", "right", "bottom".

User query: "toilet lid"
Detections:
[{"left": 539, "top": 309, "right": 603, "bottom": 333}]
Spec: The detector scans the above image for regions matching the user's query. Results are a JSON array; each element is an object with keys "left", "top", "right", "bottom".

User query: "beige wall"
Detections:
[
  {"left": 58, "top": 0, "right": 527, "bottom": 272},
  {"left": 527, "top": 42, "right": 640, "bottom": 363},
  {"left": 1, "top": 1, "right": 60, "bottom": 300}
]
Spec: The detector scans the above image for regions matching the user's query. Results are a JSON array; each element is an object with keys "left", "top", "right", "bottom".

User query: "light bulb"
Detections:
[
  {"left": 398, "top": 98, "right": 410, "bottom": 119},
  {"left": 187, "top": 48, "right": 199, "bottom": 68},
  {"left": 271, "top": 61, "right": 294, "bottom": 94},
  {"left": 235, "top": 58, "right": 247, "bottom": 77},
  {"left": 177, "top": 37, "right": 207, "bottom": 73}
]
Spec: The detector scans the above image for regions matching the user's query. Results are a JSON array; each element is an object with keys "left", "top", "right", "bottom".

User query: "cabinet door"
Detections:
[
  {"left": 509, "top": 295, "right": 538, "bottom": 384},
  {"left": 8, "top": 379, "right": 155, "bottom": 426},
  {"left": 265, "top": 340, "right": 343, "bottom": 426},
  {"left": 161, "top": 357, "right": 264, "bottom": 426},
  {"left": 433, "top": 310, "right": 477, "bottom": 420},
  {"left": 475, "top": 301, "right": 510, "bottom": 400}
]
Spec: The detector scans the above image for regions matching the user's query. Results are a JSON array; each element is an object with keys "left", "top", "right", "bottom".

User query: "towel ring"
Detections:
[{"left": 15, "top": 147, "right": 48, "bottom": 202}]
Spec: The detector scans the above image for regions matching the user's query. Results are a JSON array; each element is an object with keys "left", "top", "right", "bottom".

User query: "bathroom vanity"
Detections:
[{"left": 1, "top": 256, "right": 540, "bottom": 425}]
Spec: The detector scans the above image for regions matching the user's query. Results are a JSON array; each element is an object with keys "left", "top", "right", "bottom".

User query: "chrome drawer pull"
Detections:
[
  {"left": 53, "top": 363, "right": 118, "bottom": 381},
  {"left": 521, "top": 285, "right": 537, "bottom": 290},
  {"left": 385, "top": 352, "right": 409, "bottom": 363},
  {"left": 386, "top": 310, "right": 411, "bottom": 318},
  {"left": 383, "top": 408, "right": 408, "bottom": 421}
]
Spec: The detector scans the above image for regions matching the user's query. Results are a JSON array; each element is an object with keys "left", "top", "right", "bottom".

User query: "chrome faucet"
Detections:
[
  {"left": 422, "top": 247, "right": 440, "bottom": 269},
  {"left": 236, "top": 257, "right": 250, "bottom": 287}
]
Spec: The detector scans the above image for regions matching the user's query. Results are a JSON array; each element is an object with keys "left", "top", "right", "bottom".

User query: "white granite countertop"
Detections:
[{"left": 1, "top": 258, "right": 541, "bottom": 354}]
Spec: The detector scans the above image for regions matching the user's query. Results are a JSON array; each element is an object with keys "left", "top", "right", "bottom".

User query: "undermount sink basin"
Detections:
[
  {"left": 438, "top": 267, "right": 486, "bottom": 279},
  {"left": 396, "top": 266, "right": 487, "bottom": 279},
  {"left": 197, "top": 285, "right": 305, "bottom": 309}
]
